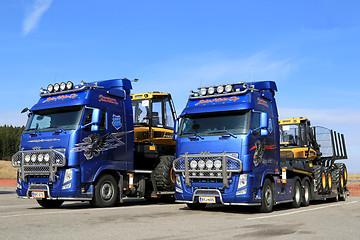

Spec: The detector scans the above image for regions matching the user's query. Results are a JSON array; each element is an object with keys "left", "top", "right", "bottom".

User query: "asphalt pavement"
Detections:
[{"left": 0, "top": 186, "right": 359, "bottom": 240}]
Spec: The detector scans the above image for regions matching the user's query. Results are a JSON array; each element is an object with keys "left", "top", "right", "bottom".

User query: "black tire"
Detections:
[
  {"left": 339, "top": 193, "right": 347, "bottom": 201},
  {"left": 330, "top": 166, "right": 340, "bottom": 189},
  {"left": 90, "top": 174, "right": 119, "bottom": 208},
  {"left": 313, "top": 165, "right": 323, "bottom": 193},
  {"left": 292, "top": 180, "right": 302, "bottom": 208},
  {"left": 258, "top": 179, "right": 274, "bottom": 213},
  {"left": 324, "top": 167, "right": 332, "bottom": 194},
  {"left": 37, "top": 199, "right": 64, "bottom": 208},
  {"left": 301, "top": 180, "right": 311, "bottom": 207},
  {"left": 186, "top": 202, "right": 207, "bottom": 210},
  {"left": 153, "top": 155, "right": 175, "bottom": 191},
  {"left": 335, "top": 163, "right": 347, "bottom": 185}
]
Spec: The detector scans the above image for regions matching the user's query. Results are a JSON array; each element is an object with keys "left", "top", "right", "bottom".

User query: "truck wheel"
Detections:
[
  {"left": 258, "top": 179, "right": 274, "bottom": 213},
  {"left": 301, "top": 180, "right": 310, "bottom": 207},
  {"left": 36, "top": 199, "right": 64, "bottom": 208},
  {"left": 153, "top": 155, "right": 175, "bottom": 191},
  {"left": 291, "top": 180, "right": 302, "bottom": 208},
  {"left": 186, "top": 202, "right": 207, "bottom": 210},
  {"left": 90, "top": 174, "right": 119, "bottom": 208},
  {"left": 339, "top": 192, "right": 347, "bottom": 201}
]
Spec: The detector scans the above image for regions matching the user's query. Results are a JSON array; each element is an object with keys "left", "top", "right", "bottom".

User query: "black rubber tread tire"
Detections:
[
  {"left": 90, "top": 174, "right": 119, "bottom": 208},
  {"left": 186, "top": 202, "right": 207, "bottom": 210},
  {"left": 339, "top": 193, "right": 347, "bottom": 201},
  {"left": 330, "top": 166, "right": 340, "bottom": 189},
  {"left": 36, "top": 199, "right": 64, "bottom": 208},
  {"left": 291, "top": 180, "right": 302, "bottom": 208},
  {"left": 335, "top": 163, "right": 347, "bottom": 185},
  {"left": 324, "top": 167, "right": 331, "bottom": 194},
  {"left": 301, "top": 180, "right": 311, "bottom": 207},
  {"left": 258, "top": 179, "right": 274, "bottom": 213},
  {"left": 153, "top": 155, "right": 175, "bottom": 191},
  {"left": 313, "top": 165, "right": 323, "bottom": 193}
]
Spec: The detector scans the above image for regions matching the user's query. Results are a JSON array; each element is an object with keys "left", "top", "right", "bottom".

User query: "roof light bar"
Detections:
[
  {"left": 41, "top": 81, "right": 75, "bottom": 95},
  {"left": 190, "top": 82, "right": 255, "bottom": 98}
]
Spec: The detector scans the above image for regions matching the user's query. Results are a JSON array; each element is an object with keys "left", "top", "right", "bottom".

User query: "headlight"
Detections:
[
  {"left": 175, "top": 174, "right": 182, "bottom": 187},
  {"left": 38, "top": 154, "right": 44, "bottom": 162},
  {"left": 206, "top": 160, "right": 213, "bottom": 169},
  {"left": 31, "top": 154, "right": 37, "bottom": 162},
  {"left": 54, "top": 83, "right": 60, "bottom": 92},
  {"left": 217, "top": 85, "right": 224, "bottom": 94},
  {"left": 63, "top": 168, "right": 73, "bottom": 184},
  {"left": 47, "top": 84, "right": 54, "bottom": 93},
  {"left": 214, "top": 160, "right": 222, "bottom": 169},
  {"left": 60, "top": 82, "right": 66, "bottom": 91},
  {"left": 66, "top": 81, "right": 74, "bottom": 90},
  {"left": 190, "top": 160, "right": 198, "bottom": 169},
  {"left": 44, "top": 153, "right": 50, "bottom": 162},
  {"left": 198, "top": 160, "right": 205, "bottom": 169},
  {"left": 237, "top": 174, "right": 248, "bottom": 189},
  {"left": 25, "top": 154, "right": 31, "bottom": 163},
  {"left": 208, "top": 87, "right": 215, "bottom": 95},
  {"left": 200, "top": 88, "right": 207, "bottom": 96},
  {"left": 225, "top": 84, "right": 233, "bottom": 92}
]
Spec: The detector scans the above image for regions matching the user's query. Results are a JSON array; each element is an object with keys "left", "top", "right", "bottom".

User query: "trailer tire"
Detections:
[
  {"left": 292, "top": 180, "right": 302, "bottom": 208},
  {"left": 153, "top": 155, "right": 175, "bottom": 191},
  {"left": 186, "top": 203, "right": 207, "bottom": 210},
  {"left": 258, "top": 179, "right": 274, "bottom": 213},
  {"left": 301, "top": 180, "right": 311, "bottom": 207},
  {"left": 90, "top": 174, "right": 119, "bottom": 208},
  {"left": 330, "top": 167, "right": 340, "bottom": 189},
  {"left": 36, "top": 199, "right": 64, "bottom": 208}
]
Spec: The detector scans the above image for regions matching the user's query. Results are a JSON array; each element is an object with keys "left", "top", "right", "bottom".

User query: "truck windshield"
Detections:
[
  {"left": 24, "top": 106, "right": 83, "bottom": 133},
  {"left": 179, "top": 110, "right": 250, "bottom": 137},
  {"left": 279, "top": 124, "right": 299, "bottom": 145}
]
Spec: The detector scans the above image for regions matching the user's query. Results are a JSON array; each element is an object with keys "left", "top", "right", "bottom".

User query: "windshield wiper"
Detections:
[
  {"left": 52, "top": 126, "right": 66, "bottom": 133},
  {"left": 185, "top": 132, "right": 204, "bottom": 140},
  {"left": 209, "top": 130, "right": 237, "bottom": 139},
  {"left": 27, "top": 127, "right": 41, "bottom": 135}
]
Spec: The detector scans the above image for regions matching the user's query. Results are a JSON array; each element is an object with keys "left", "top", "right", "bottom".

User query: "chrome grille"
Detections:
[
  {"left": 173, "top": 152, "right": 242, "bottom": 188},
  {"left": 11, "top": 149, "right": 66, "bottom": 182}
]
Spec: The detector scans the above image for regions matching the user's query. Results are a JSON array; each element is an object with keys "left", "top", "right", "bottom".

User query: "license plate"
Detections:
[
  {"left": 32, "top": 191, "right": 45, "bottom": 198},
  {"left": 199, "top": 196, "right": 216, "bottom": 203}
]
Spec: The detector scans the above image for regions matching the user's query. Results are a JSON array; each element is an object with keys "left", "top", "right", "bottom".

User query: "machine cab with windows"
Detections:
[{"left": 131, "top": 92, "right": 177, "bottom": 169}]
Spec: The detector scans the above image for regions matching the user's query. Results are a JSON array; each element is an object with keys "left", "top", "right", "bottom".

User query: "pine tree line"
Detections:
[{"left": 0, "top": 125, "right": 25, "bottom": 161}]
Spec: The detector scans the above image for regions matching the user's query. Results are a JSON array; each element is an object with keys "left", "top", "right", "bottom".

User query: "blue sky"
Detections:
[{"left": 1, "top": 0, "right": 360, "bottom": 172}]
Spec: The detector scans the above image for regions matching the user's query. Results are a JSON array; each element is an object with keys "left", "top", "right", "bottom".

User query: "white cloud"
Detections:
[{"left": 23, "top": 0, "right": 53, "bottom": 35}]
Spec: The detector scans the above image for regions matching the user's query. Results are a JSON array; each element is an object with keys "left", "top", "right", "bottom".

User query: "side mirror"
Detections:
[
  {"left": 173, "top": 118, "right": 179, "bottom": 141},
  {"left": 91, "top": 109, "right": 101, "bottom": 131},
  {"left": 21, "top": 107, "right": 29, "bottom": 113},
  {"left": 260, "top": 112, "right": 268, "bottom": 129},
  {"left": 260, "top": 129, "right": 269, "bottom": 136}
]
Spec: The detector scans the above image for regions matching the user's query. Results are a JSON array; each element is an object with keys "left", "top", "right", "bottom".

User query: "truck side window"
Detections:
[
  {"left": 252, "top": 112, "right": 261, "bottom": 136},
  {"left": 83, "top": 108, "right": 107, "bottom": 132}
]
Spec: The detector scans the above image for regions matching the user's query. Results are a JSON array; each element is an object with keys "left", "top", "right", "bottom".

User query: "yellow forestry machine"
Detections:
[
  {"left": 279, "top": 117, "right": 348, "bottom": 201},
  {"left": 131, "top": 92, "right": 177, "bottom": 199}
]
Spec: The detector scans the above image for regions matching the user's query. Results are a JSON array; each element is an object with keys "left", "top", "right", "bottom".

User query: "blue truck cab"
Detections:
[
  {"left": 12, "top": 79, "right": 176, "bottom": 208},
  {"left": 173, "top": 81, "right": 297, "bottom": 212}
]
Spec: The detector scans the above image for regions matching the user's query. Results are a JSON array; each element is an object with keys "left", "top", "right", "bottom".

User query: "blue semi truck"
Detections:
[
  {"left": 12, "top": 79, "right": 177, "bottom": 208},
  {"left": 173, "top": 81, "right": 348, "bottom": 212}
]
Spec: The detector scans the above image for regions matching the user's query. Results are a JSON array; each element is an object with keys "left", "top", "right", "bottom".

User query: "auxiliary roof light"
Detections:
[
  {"left": 200, "top": 88, "right": 207, "bottom": 96},
  {"left": 217, "top": 85, "right": 224, "bottom": 94},
  {"left": 198, "top": 160, "right": 205, "bottom": 169},
  {"left": 54, "top": 83, "right": 60, "bottom": 92},
  {"left": 47, "top": 84, "right": 54, "bottom": 93},
  {"left": 60, "top": 82, "right": 66, "bottom": 91},
  {"left": 225, "top": 84, "right": 233, "bottom": 93},
  {"left": 66, "top": 81, "right": 74, "bottom": 90},
  {"left": 208, "top": 87, "right": 215, "bottom": 95}
]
